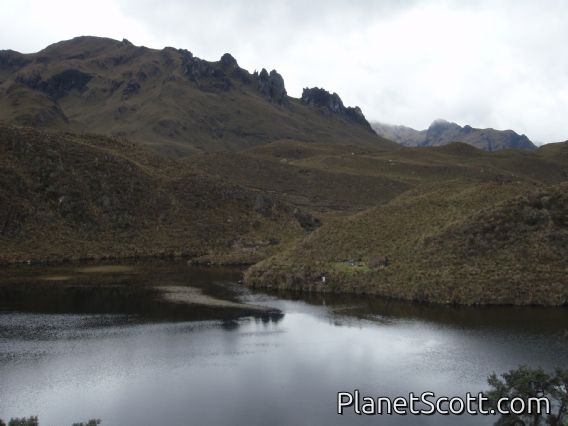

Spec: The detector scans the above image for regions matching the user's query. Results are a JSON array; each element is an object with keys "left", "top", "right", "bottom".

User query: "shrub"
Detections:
[
  {"left": 485, "top": 365, "right": 568, "bottom": 425},
  {"left": 6, "top": 418, "right": 38, "bottom": 426}
]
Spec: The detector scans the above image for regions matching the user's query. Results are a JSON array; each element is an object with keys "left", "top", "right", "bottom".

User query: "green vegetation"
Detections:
[
  {"left": 246, "top": 180, "right": 568, "bottom": 305},
  {"left": 0, "top": 126, "right": 306, "bottom": 265},
  {"left": 331, "top": 261, "right": 374, "bottom": 274},
  {"left": 484, "top": 366, "right": 568, "bottom": 425}
]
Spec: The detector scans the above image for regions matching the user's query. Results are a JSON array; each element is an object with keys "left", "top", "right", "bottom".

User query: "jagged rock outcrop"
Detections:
[
  {"left": 255, "top": 68, "right": 287, "bottom": 104},
  {"left": 180, "top": 52, "right": 232, "bottom": 91},
  {"left": 344, "top": 106, "right": 368, "bottom": 126},
  {"left": 301, "top": 87, "right": 371, "bottom": 128},
  {"left": 220, "top": 53, "right": 251, "bottom": 84},
  {"left": 301, "top": 87, "right": 344, "bottom": 112},
  {"left": 179, "top": 51, "right": 254, "bottom": 91},
  {"left": 220, "top": 53, "right": 238, "bottom": 70},
  {"left": 372, "top": 119, "right": 537, "bottom": 151}
]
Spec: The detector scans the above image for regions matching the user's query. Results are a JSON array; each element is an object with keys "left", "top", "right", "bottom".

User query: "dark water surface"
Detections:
[{"left": 1, "top": 261, "right": 567, "bottom": 425}]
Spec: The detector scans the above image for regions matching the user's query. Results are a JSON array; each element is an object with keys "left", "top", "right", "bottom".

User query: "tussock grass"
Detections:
[{"left": 246, "top": 181, "right": 568, "bottom": 306}]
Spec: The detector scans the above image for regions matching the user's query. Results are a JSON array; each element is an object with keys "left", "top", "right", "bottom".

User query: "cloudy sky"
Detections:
[{"left": 2, "top": 0, "right": 568, "bottom": 143}]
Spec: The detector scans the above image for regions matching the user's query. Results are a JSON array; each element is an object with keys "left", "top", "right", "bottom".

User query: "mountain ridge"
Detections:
[
  {"left": 372, "top": 119, "right": 537, "bottom": 151},
  {"left": 0, "top": 36, "right": 395, "bottom": 156}
]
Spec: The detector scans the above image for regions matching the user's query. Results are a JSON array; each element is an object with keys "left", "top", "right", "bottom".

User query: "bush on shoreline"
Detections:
[{"left": 485, "top": 366, "right": 568, "bottom": 425}]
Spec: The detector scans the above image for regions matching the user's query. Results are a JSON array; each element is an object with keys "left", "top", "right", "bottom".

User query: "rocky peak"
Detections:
[
  {"left": 428, "top": 119, "right": 460, "bottom": 132},
  {"left": 220, "top": 53, "right": 238, "bottom": 70},
  {"left": 344, "top": 106, "right": 368, "bottom": 125},
  {"left": 255, "top": 68, "right": 287, "bottom": 104},
  {"left": 421, "top": 119, "right": 537, "bottom": 150},
  {"left": 301, "top": 87, "right": 371, "bottom": 128},
  {"left": 426, "top": 119, "right": 463, "bottom": 144},
  {"left": 180, "top": 53, "right": 232, "bottom": 91},
  {"left": 177, "top": 49, "right": 194, "bottom": 61},
  {"left": 301, "top": 87, "right": 345, "bottom": 112},
  {"left": 219, "top": 53, "right": 251, "bottom": 84}
]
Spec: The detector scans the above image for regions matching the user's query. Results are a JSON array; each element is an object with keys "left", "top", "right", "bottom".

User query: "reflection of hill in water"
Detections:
[
  {"left": 0, "top": 261, "right": 283, "bottom": 322},
  {"left": 260, "top": 290, "right": 568, "bottom": 335}
]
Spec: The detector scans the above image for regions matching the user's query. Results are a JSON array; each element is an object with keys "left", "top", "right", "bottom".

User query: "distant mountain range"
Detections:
[
  {"left": 0, "top": 35, "right": 540, "bottom": 155},
  {"left": 0, "top": 36, "right": 395, "bottom": 156},
  {"left": 372, "top": 119, "right": 537, "bottom": 151}
]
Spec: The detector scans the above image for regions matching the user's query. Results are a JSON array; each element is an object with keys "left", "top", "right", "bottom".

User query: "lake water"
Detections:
[{"left": 1, "top": 262, "right": 567, "bottom": 425}]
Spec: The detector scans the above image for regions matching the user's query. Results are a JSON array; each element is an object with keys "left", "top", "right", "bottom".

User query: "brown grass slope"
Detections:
[
  {"left": 188, "top": 149, "right": 410, "bottom": 212},
  {"left": 0, "top": 126, "right": 313, "bottom": 264},
  {"left": 0, "top": 36, "right": 396, "bottom": 156},
  {"left": 245, "top": 142, "right": 568, "bottom": 305},
  {"left": 2, "top": 123, "right": 568, "bottom": 305}
]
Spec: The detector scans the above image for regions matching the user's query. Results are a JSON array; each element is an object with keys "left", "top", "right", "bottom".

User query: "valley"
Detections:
[{"left": 1, "top": 37, "right": 567, "bottom": 306}]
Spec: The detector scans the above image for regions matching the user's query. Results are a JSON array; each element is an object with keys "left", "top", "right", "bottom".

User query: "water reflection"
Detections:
[
  {"left": 256, "top": 289, "right": 568, "bottom": 337},
  {"left": 0, "top": 261, "right": 279, "bottom": 322},
  {"left": 0, "top": 262, "right": 567, "bottom": 426}
]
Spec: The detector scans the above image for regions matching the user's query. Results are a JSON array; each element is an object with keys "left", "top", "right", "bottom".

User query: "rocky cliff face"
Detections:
[
  {"left": 301, "top": 87, "right": 372, "bottom": 129},
  {"left": 255, "top": 68, "right": 287, "bottom": 104},
  {"left": 372, "top": 119, "right": 537, "bottom": 151}
]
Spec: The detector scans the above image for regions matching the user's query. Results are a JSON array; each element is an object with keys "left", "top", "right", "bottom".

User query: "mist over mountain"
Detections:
[{"left": 372, "top": 119, "right": 537, "bottom": 151}]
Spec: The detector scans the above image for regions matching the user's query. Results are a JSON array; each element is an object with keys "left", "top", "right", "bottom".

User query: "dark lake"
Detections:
[{"left": 1, "top": 261, "right": 567, "bottom": 425}]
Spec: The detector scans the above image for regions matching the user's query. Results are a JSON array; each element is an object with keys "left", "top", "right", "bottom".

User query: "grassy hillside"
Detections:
[
  {"left": 0, "top": 36, "right": 396, "bottom": 156},
  {"left": 0, "top": 126, "right": 310, "bottom": 264},
  {"left": 1, "top": 37, "right": 568, "bottom": 306},
  {"left": 1, "top": 124, "right": 567, "bottom": 305},
  {"left": 244, "top": 143, "right": 568, "bottom": 305}
]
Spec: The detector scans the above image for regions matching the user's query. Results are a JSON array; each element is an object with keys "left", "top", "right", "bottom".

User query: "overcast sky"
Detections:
[{"left": 2, "top": 0, "right": 568, "bottom": 143}]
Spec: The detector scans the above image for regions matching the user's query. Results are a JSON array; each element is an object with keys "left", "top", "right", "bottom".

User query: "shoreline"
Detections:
[
  {"left": 0, "top": 251, "right": 258, "bottom": 268},
  {"left": 1, "top": 254, "right": 567, "bottom": 308},
  {"left": 0, "top": 260, "right": 282, "bottom": 322}
]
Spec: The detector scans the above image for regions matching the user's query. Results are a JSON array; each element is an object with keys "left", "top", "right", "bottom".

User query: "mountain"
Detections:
[
  {"left": 1, "top": 36, "right": 567, "bottom": 306},
  {"left": 371, "top": 122, "right": 426, "bottom": 146},
  {"left": 371, "top": 119, "right": 537, "bottom": 151},
  {"left": 0, "top": 36, "right": 396, "bottom": 156}
]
